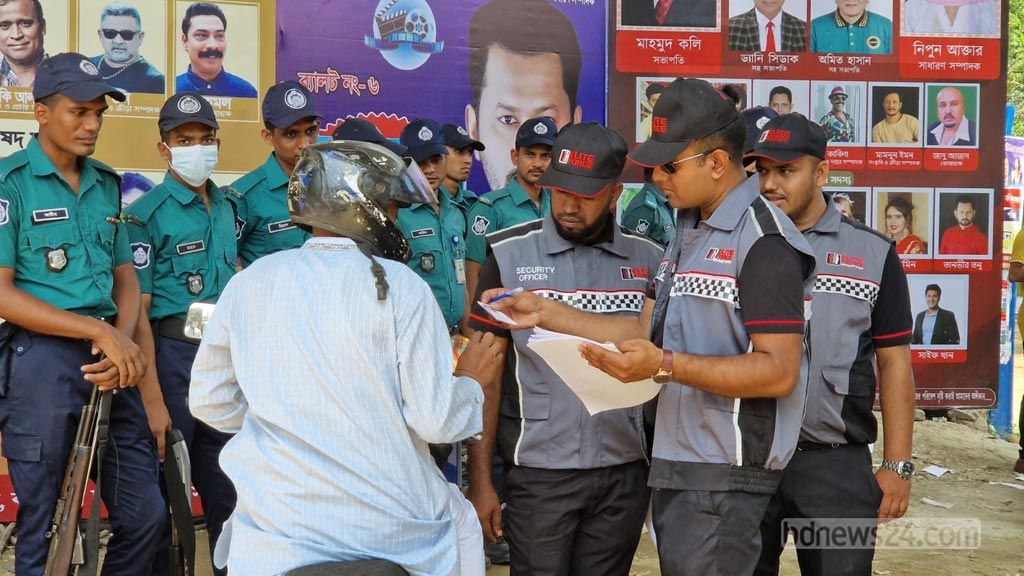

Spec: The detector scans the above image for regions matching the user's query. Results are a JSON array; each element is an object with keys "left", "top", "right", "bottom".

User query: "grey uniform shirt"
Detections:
[
  {"left": 469, "top": 214, "right": 664, "bottom": 470},
  {"left": 647, "top": 176, "right": 817, "bottom": 494},
  {"left": 801, "top": 200, "right": 912, "bottom": 445}
]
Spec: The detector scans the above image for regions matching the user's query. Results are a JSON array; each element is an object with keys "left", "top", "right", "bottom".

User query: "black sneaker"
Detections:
[{"left": 484, "top": 536, "right": 510, "bottom": 565}]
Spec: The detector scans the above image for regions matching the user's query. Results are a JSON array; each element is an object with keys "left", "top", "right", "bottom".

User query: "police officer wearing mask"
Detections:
[
  {"left": 230, "top": 81, "right": 320, "bottom": 267},
  {"left": 0, "top": 52, "right": 165, "bottom": 575},
  {"left": 463, "top": 116, "right": 557, "bottom": 330},
  {"left": 123, "top": 91, "right": 237, "bottom": 576},
  {"left": 441, "top": 122, "right": 485, "bottom": 215},
  {"left": 396, "top": 118, "right": 467, "bottom": 333}
]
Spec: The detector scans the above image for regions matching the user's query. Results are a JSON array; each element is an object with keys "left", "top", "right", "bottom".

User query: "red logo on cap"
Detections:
[
  {"left": 652, "top": 116, "right": 667, "bottom": 134},
  {"left": 759, "top": 129, "right": 791, "bottom": 144},
  {"left": 559, "top": 149, "right": 594, "bottom": 170}
]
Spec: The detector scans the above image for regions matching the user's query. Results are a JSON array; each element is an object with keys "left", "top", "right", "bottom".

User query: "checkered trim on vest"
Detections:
[
  {"left": 533, "top": 289, "right": 646, "bottom": 313},
  {"left": 670, "top": 271, "right": 739, "bottom": 306},
  {"left": 813, "top": 274, "right": 880, "bottom": 306}
]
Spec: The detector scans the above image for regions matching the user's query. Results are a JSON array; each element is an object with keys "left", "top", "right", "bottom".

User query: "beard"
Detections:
[
  {"left": 553, "top": 213, "right": 611, "bottom": 245},
  {"left": 959, "top": 218, "right": 972, "bottom": 227}
]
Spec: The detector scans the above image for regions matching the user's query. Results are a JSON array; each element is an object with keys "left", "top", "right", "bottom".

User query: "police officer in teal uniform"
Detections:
[
  {"left": 621, "top": 167, "right": 675, "bottom": 248},
  {"left": 396, "top": 119, "right": 467, "bottom": 332},
  {"left": 810, "top": 0, "right": 892, "bottom": 54},
  {"left": 441, "top": 123, "right": 485, "bottom": 215},
  {"left": 230, "top": 81, "right": 320, "bottom": 267},
  {"left": 123, "top": 92, "right": 236, "bottom": 576},
  {"left": 0, "top": 52, "right": 164, "bottom": 576},
  {"left": 463, "top": 117, "right": 557, "bottom": 328}
]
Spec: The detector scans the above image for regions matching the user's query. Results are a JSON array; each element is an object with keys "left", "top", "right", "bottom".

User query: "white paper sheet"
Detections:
[
  {"left": 526, "top": 328, "right": 663, "bottom": 415},
  {"left": 478, "top": 301, "right": 517, "bottom": 326}
]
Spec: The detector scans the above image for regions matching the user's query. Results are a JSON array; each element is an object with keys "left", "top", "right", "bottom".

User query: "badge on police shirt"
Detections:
[
  {"left": 46, "top": 247, "right": 68, "bottom": 272},
  {"left": 472, "top": 215, "right": 490, "bottom": 236},
  {"left": 187, "top": 273, "right": 204, "bottom": 296},
  {"left": 131, "top": 242, "right": 152, "bottom": 269},
  {"left": 420, "top": 253, "right": 435, "bottom": 272},
  {"left": 0, "top": 199, "right": 8, "bottom": 226},
  {"left": 636, "top": 219, "right": 650, "bottom": 234},
  {"left": 234, "top": 216, "right": 246, "bottom": 240}
]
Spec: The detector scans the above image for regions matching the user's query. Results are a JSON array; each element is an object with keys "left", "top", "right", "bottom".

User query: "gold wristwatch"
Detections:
[{"left": 652, "top": 349, "right": 674, "bottom": 384}]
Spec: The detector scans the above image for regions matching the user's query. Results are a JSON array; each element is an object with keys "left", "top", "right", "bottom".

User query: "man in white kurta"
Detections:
[{"left": 190, "top": 236, "right": 486, "bottom": 576}]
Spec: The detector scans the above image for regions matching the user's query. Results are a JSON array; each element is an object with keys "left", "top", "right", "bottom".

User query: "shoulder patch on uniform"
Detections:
[
  {"left": 0, "top": 198, "right": 9, "bottom": 226},
  {"left": 748, "top": 195, "right": 783, "bottom": 237},
  {"left": 636, "top": 219, "right": 650, "bottom": 234},
  {"left": 471, "top": 215, "right": 491, "bottom": 236},
  {"left": 130, "top": 242, "right": 151, "bottom": 269}
]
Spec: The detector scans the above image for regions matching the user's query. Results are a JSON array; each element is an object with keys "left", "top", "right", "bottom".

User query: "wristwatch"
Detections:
[
  {"left": 880, "top": 459, "right": 915, "bottom": 480},
  {"left": 652, "top": 349, "right": 674, "bottom": 384}
]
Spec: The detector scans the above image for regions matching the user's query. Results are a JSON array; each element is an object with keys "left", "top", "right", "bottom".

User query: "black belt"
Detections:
[
  {"left": 157, "top": 317, "right": 200, "bottom": 345},
  {"left": 796, "top": 441, "right": 852, "bottom": 451}
]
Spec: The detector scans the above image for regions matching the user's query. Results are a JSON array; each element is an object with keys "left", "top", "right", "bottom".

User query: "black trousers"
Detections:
[
  {"left": 653, "top": 486, "right": 773, "bottom": 576},
  {"left": 755, "top": 444, "right": 883, "bottom": 576},
  {"left": 504, "top": 460, "right": 649, "bottom": 576}
]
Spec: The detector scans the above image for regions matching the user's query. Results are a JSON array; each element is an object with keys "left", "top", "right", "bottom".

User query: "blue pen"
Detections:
[{"left": 489, "top": 286, "right": 524, "bottom": 304}]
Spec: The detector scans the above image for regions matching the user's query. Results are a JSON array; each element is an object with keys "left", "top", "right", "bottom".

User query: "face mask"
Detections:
[{"left": 164, "top": 143, "right": 218, "bottom": 187}]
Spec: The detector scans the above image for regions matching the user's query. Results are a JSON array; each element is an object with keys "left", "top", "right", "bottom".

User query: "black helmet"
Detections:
[{"left": 288, "top": 141, "right": 436, "bottom": 262}]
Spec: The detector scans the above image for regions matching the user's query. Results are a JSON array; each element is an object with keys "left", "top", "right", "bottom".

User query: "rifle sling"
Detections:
[{"left": 80, "top": 391, "right": 111, "bottom": 576}]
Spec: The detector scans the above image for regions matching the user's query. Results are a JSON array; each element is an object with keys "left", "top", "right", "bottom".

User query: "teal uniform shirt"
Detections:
[
  {"left": 446, "top": 181, "right": 478, "bottom": 215},
  {"left": 0, "top": 137, "right": 131, "bottom": 318},
  {"left": 229, "top": 153, "right": 310, "bottom": 267},
  {"left": 620, "top": 183, "right": 676, "bottom": 248},
  {"left": 810, "top": 10, "right": 892, "bottom": 54},
  {"left": 396, "top": 190, "right": 468, "bottom": 328},
  {"left": 465, "top": 178, "right": 551, "bottom": 264},
  {"left": 123, "top": 173, "right": 238, "bottom": 320}
]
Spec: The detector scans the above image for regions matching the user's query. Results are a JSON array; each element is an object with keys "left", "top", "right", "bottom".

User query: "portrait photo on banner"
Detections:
[
  {"left": 907, "top": 273, "right": 968, "bottom": 350},
  {"left": 0, "top": 0, "right": 69, "bottom": 101},
  {"left": 811, "top": 80, "right": 866, "bottom": 146},
  {"left": 752, "top": 79, "right": 809, "bottom": 117},
  {"left": 78, "top": 0, "right": 168, "bottom": 97},
  {"left": 867, "top": 82, "right": 923, "bottom": 147},
  {"left": 933, "top": 188, "right": 992, "bottom": 259},
  {"left": 617, "top": 0, "right": 720, "bottom": 30},
  {"left": 923, "top": 82, "right": 979, "bottom": 148},
  {"left": 826, "top": 187, "right": 870, "bottom": 226},
  {"left": 901, "top": 0, "right": 999, "bottom": 37},
  {"left": 875, "top": 187, "right": 932, "bottom": 258},
  {"left": 173, "top": 0, "right": 259, "bottom": 99},
  {"left": 636, "top": 77, "right": 671, "bottom": 142},
  {"left": 808, "top": 0, "right": 893, "bottom": 55},
  {"left": 726, "top": 0, "right": 808, "bottom": 53}
]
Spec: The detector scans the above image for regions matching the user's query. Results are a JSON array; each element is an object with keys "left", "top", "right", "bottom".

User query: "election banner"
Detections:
[
  {"left": 0, "top": 0, "right": 276, "bottom": 178},
  {"left": 607, "top": 0, "right": 1008, "bottom": 409},
  {"left": 275, "top": 0, "right": 607, "bottom": 194}
]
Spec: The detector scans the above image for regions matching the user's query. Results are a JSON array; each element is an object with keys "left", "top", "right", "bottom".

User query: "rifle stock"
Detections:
[{"left": 43, "top": 388, "right": 104, "bottom": 576}]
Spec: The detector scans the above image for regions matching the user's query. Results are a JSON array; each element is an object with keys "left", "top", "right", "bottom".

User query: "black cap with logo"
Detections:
[
  {"left": 628, "top": 78, "right": 741, "bottom": 167},
  {"left": 537, "top": 122, "right": 628, "bottom": 198},
  {"left": 331, "top": 118, "right": 408, "bottom": 157},
  {"left": 515, "top": 117, "right": 558, "bottom": 149},
  {"left": 262, "top": 81, "right": 321, "bottom": 129},
  {"left": 158, "top": 92, "right": 220, "bottom": 133},
  {"left": 400, "top": 118, "right": 447, "bottom": 163},
  {"left": 442, "top": 123, "right": 484, "bottom": 151},
  {"left": 743, "top": 113, "right": 828, "bottom": 165},
  {"left": 33, "top": 52, "right": 126, "bottom": 103},
  {"left": 740, "top": 106, "right": 779, "bottom": 154}
]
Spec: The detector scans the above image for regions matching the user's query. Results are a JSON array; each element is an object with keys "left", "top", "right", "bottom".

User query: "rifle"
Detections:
[
  {"left": 164, "top": 429, "right": 195, "bottom": 576},
  {"left": 43, "top": 387, "right": 112, "bottom": 576}
]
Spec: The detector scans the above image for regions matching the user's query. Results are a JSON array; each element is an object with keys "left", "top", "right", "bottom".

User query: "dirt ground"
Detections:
[{"left": 4, "top": 391, "right": 1024, "bottom": 575}]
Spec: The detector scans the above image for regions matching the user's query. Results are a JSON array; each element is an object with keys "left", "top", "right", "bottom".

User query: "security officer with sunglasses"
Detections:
[
  {"left": 0, "top": 52, "right": 164, "bottom": 576},
  {"left": 123, "top": 91, "right": 237, "bottom": 576}
]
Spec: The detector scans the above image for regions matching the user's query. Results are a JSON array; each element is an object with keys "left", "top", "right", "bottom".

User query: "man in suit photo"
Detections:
[
  {"left": 912, "top": 284, "right": 961, "bottom": 346},
  {"left": 620, "top": 0, "right": 716, "bottom": 28},
  {"left": 925, "top": 86, "right": 977, "bottom": 147},
  {"left": 729, "top": 0, "right": 807, "bottom": 51}
]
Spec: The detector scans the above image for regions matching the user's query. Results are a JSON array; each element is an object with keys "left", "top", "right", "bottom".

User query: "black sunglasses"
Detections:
[
  {"left": 102, "top": 29, "right": 139, "bottom": 41},
  {"left": 660, "top": 150, "right": 716, "bottom": 175}
]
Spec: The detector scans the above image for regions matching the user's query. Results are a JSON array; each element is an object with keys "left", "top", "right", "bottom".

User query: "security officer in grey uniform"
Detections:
[
  {"left": 230, "top": 81, "right": 320, "bottom": 267},
  {"left": 396, "top": 118, "right": 467, "bottom": 332},
  {"left": 481, "top": 79, "right": 817, "bottom": 576},
  {"left": 620, "top": 167, "right": 674, "bottom": 248},
  {"left": 0, "top": 51, "right": 164, "bottom": 576},
  {"left": 123, "top": 92, "right": 237, "bottom": 576},
  {"left": 748, "top": 114, "right": 914, "bottom": 576},
  {"left": 466, "top": 123, "right": 663, "bottom": 575}
]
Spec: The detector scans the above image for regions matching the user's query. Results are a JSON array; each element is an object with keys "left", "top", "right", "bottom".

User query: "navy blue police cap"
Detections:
[
  {"left": 332, "top": 118, "right": 408, "bottom": 156},
  {"left": 262, "top": 81, "right": 321, "bottom": 129},
  {"left": 400, "top": 119, "right": 447, "bottom": 163},
  {"left": 158, "top": 92, "right": 219, "bottom": 133},
  {"left": 442, "top": 123, "right": 485, "bottom": 151},
  {"left": 515, "top": 117, "right": 558, "bottom": 149},
  {"left": 33, "top": 52, "right": 126, "bottom": 103}
]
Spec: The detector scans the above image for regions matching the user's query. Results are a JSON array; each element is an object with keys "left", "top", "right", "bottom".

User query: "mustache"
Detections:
[{"left": 198, "top": 49, "right": 224, "bottom": 59}]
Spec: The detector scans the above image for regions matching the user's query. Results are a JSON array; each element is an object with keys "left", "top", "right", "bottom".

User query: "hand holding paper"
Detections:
[{"left": 478, "top": 287, "right": 545, "bottom": 329}]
